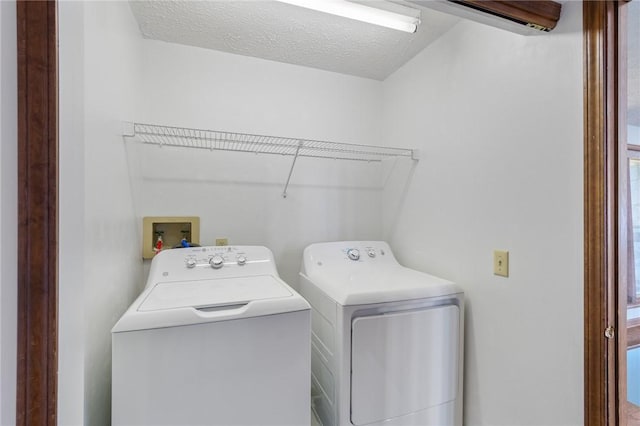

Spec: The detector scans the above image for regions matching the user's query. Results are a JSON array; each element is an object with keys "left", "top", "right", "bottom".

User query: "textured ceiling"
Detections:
[{"left": 128, "top": 0, "right": 460, "bottom": 80}]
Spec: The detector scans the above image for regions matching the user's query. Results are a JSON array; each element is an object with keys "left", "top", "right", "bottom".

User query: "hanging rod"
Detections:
[{"left": 123, "top": 122, "right": 419, "bottom": 197}]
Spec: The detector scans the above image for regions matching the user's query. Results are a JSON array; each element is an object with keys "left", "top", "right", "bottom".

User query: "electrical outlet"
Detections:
[
  {"left": 215, "top": 238, "right": 229, "bottom": 246},
  {"left": 493, "top": 250, "right": 509, "bottom": 277}
]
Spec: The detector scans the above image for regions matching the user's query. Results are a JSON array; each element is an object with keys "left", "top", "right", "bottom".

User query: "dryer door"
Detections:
[{"left": 350, "top": 305, "right": 459, "bottom": 425}]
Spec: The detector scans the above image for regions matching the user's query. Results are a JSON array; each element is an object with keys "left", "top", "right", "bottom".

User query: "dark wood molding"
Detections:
[
  {"left": 583, "top": 1, "right": 620, "bottom": 426},
  {"left": 618, "top": 2, "right": 629, "bottom": 423},
  {"left": 449, "top": 0, "right": 562, "bottom": 31},
  {"left": 628, "top": 318, "right": 640, "bottom": 349},
  {"left": 624, "top": 161, "right": 635, "bottom": 306},
  {"left": 16, "top": 1, "right": 58, "bottom": 425},
  {"left": 628, "top": 401, "right": 640, "bottom": 424}
]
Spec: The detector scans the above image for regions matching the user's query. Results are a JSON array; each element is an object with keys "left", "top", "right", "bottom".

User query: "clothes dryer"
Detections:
[
  {"left": 112, "top": 245, "right": 310, "bottom": 426},
  {"left": 299, "top": 241, "right": 463, "bottom": 426}
]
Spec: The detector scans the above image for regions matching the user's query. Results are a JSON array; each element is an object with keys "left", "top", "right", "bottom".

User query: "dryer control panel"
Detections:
[
  {"left": 330, "top": 242, "right": 394, "bottom": 264},
  {"left": 345, "top": 245, "right": 387, "bottom": 262},
  {"left": 146, "top": 245, "right": 279, "bottom": 288},
  {"left": 302, "top": 241, "right": 399, "bottom": 277}
]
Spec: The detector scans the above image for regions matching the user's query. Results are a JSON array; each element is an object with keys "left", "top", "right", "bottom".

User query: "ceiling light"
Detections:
[{"left": 278, "top": 0, "right": 421, "bottom": 33}]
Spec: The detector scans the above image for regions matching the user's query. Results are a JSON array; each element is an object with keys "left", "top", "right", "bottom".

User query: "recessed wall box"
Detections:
[{"left": 142, "top": 216, "right": 200, "bottom": 259}]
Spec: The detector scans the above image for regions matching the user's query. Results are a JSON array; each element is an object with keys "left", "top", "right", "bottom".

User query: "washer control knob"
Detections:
[
  {"left": 237, "top": 255, "right": 247, "bottom": 266},
  {"left": 186, "top": 258, "right": 197, "bottom": 269},
  {"left": 347, "top": 249, "right": 360, "bottom": 261},
  {"left": 367, "top": 249, "right": 376, "bottom": 258},
  {"left": 209, "top": 256, "right": 224, "bottom": 269}
]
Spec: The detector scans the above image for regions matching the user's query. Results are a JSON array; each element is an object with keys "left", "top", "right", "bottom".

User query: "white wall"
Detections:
[
  {"left": 134, "top": 40, "right": 387, "bottom": 284},
  {"left": 0, "top": 1, "right": 17, "bottom": 425},
  {"left": 59, "top": 2, "right": 143, "bottom": 425},
  {"left": 382, "top": 3, "right": 584, "bottom": 425},
  {"left": 59, "top": 1, "right": 86, "bottom": 423}
]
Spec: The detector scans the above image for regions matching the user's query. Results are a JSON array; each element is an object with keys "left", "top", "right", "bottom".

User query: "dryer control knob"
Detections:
[
  {"left": 347, "top": 249, "right": 360, "bottom": 261},
  {"left": 186, "top": 258, "right": 197, "bottom": 269},
  {"left": 237, "top": 255, "right": 247, "bottom": 266},
  {"left": 367, "top": 249, "right": 376, "bottom": 258},
  {"left": 209, "top": 256, "right": 224, "bottom": 269}
]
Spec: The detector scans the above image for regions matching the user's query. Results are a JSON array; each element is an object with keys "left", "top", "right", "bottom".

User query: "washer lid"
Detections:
[
  {"left": 139, "top": 275, "right": 292, "bottom": 311},
  {"left": 112, "top": 274, "right": 309, "bottom": 333}
]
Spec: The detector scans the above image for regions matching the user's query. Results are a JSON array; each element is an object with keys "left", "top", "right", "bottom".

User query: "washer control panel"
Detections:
[
  {"left": 182, "top": 246, "right": 257, "bottom": 269},
  {"left": 146, "top": 245, "right": 278, "bottom": 287}
]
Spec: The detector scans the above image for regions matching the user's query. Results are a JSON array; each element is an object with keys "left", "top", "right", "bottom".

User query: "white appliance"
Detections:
[
  {"left": 112, "top": 245, "right": 311, "bottom": 426},
  {"left": 299, "top": 241, "right": 464, "bottom": 426}
]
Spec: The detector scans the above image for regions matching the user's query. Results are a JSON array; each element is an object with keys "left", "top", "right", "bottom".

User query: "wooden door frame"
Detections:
[
  {"left": 15, "top": 1, "right": 58, "bottom": 425},
  {"left": 11, "top": 0, "right": 627, "bottom": 425},
  {"left": 583, "top": 1, "right": 630, "bottom": 425}
]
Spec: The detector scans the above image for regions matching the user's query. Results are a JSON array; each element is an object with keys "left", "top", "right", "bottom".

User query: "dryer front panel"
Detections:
[{"left": 350, "top": 305, "right": 459, "bottom": 425}]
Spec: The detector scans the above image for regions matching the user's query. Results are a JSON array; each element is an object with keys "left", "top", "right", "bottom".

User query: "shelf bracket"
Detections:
[
  {"left": 282, "top": 141, "right": 303, "bottom": 198},
  {"left": 122, "top": 121, "right": 135, "bottom": 137}
]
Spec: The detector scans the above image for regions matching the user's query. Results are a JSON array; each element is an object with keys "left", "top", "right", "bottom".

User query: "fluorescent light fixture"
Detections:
[{"left": 278, "top": 0, "right": 421, "bottom": 33}]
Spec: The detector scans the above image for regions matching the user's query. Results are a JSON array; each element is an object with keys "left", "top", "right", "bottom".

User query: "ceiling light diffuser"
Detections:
[{"left": 278, "top": 0, "right": 421, "bottom": 33}]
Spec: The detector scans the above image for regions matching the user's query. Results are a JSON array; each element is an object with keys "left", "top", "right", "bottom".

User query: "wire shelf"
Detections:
[
  {"left": 123, "top": 122, "right": 419, "bottom": 197},
  {"left": 124, "top": 123, "right": 417, "bottom": 162}
]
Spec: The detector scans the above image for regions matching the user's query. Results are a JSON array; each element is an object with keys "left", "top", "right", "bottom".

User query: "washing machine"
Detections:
[
  {"left": 299, "top": 241, "right": 464, "bottom": 426},
  {"left": 112, "top": 245, "right": 311, "bottom": 426}
]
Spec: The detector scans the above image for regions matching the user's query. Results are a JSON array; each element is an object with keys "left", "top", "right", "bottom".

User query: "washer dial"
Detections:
[
  {"left": 347, "top": 249, "right": 360, "bottom": 261},
  {"left": 209, "top": 255, "right": 224, "bottom": 269}
]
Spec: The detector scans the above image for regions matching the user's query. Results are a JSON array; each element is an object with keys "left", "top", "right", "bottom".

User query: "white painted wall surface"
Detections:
[
  {"left": 59, "top": 2, "right": 86, "bottom": 424},
  {"left": 59, "top": 2, "right": 143, "bottom": 425},
  {"left": 83, "top": 3, "right": 143, "bottom": 424},
  {"left": 382, "top": 3, "right": 584, "bottom": 425},
  {"left": 134, "top": 40, "right": 385, "bottom": 284},
  {"left": 0, "top": 1, "right": 17, "bottom": 425}
]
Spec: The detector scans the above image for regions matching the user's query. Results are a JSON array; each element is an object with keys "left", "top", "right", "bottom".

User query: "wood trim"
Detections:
[
  {"left": 628, "top": 401, "right": 640, "bottom": 425},
  {"left": 584, "top": 1, "right": 620, "bottom": 426},
  {"left": 617, "top": 2, "right": 629, "bottom": 424},
  {"left": 625, "top": 162, "right": 635, "bottom": 305},
  {"left": 628, "top": 318, "right": 640, "bottom": 349},
  {"left": 450, "top": 0, "right": 562, "bottom": 31},
  {"left": 16, "top": 1, "right": 58, "bottom": 425}
]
